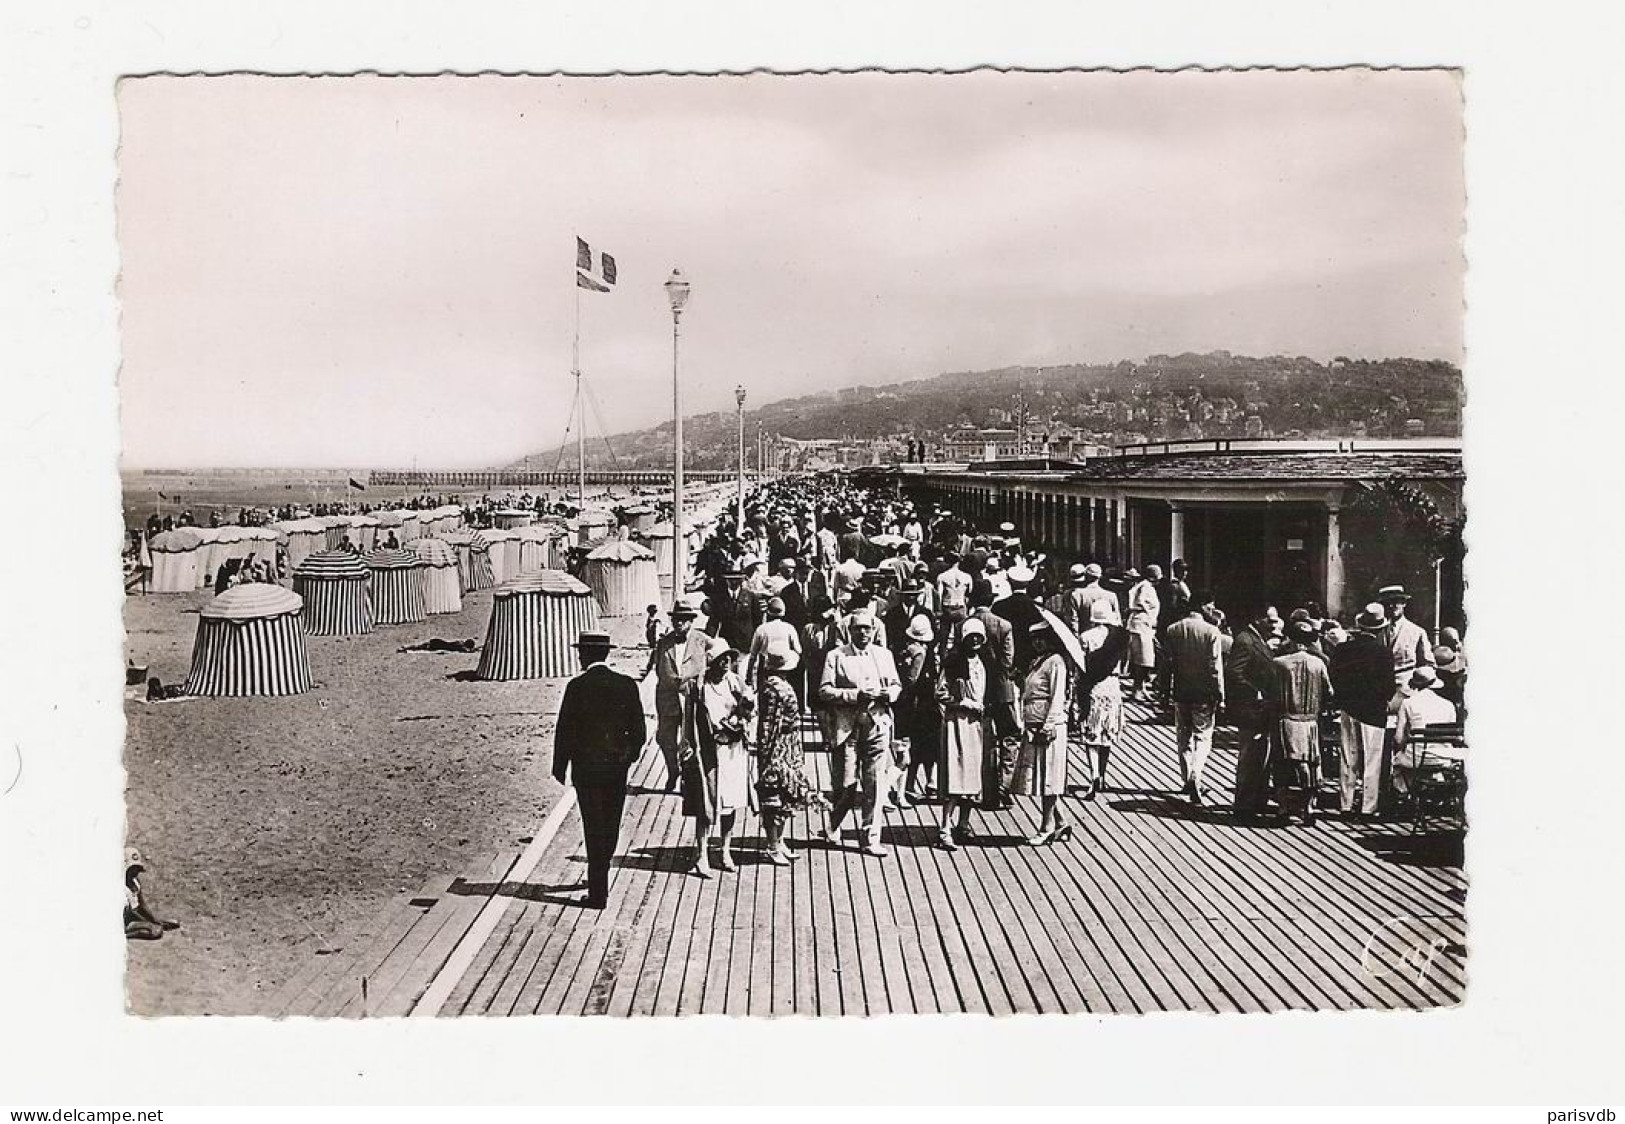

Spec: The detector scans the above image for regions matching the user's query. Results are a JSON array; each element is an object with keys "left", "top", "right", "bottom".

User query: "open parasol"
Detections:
[{"left": 1036, "top": 604, "right": 1089, "bottom": 673}]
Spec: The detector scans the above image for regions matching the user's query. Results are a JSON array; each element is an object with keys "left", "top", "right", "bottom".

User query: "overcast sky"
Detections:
[{"left": 117, "top": 71, "right": 1463, "bottom": 469}]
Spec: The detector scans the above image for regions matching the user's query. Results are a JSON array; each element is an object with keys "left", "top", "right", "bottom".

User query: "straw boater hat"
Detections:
[
  {"left": 574, "top": 629, "right": 613, "bottom": 650},
  {"left": 1006, "top": 565, "right": 1036, "bottom": 586},
  {"left": 999, "top": 522, "right": 1016, "bottom": 534},
  {"left": 670, "top": 598, "right": 699, "bottom": 621},
  {"left": 1355, "top": 603, "right": 1387, "bottom": 631},
  {"left": 1377, "top": 584, "right": 1411, "bottom": 604}
]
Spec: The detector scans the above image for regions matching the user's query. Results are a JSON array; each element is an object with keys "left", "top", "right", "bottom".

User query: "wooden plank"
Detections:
[
  {"left": 916, "top": 809, "right": 1016, "bottom": 1016},
  {"left": 698, "top": 824, "right": 746, "bottom": 1015},
  {"left": 608, "top": 784, "right": 689, "bottom": 1017},
  {"left": 1109, "top": 714, "right": 1458, "bottom": 1009},
  {"left": 557, "top": 754, "right": 673, "bottom": 1015},
  {"left": 888, "top": 799, "right": 963, "bottom": 1014},
  {"left": 803, "top": 756, "right": 843, "bottom": 1016},
  {"left": 873, "top": 802, "right": 939, "bottom": 1015},
  {"left": 846, "top": 805, "right": 905, "bottom": 1015},
  {"left": 372, "top": 851, "right": 521, "bottom": 1017}
]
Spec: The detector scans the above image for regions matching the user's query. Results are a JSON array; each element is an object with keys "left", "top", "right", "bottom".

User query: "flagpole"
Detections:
[{"left": 574, "top": 277, "right": 588, "bottom": 511}]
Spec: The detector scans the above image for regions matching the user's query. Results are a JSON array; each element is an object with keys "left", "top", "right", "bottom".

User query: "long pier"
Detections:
[{"left": 371, "top": 469, "right": 754, "bottom": 488}]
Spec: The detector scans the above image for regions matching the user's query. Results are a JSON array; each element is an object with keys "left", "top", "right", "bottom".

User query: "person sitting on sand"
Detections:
[{"left": 124, "top": 848, "right": 180, "bottom": 941}]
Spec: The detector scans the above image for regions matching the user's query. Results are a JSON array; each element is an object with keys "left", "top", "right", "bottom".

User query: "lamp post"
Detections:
[
  {"left": 734, "top": 385, "right": 747, "bottom": 539},
  {"left": 664, "top": 268, "right": 690, "bottom": 597}
]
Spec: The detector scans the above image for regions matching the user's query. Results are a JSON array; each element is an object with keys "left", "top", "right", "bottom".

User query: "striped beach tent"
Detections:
[
  {"left": 408, "top": 537, "right": 462, "bottom": 614},
  {"left": 364, "top": 547, "right": 428, "bottom": 626},
  {"left": 584, "top": 538, "right": 660, "bottom": 616},
  {"left": 292, "top": 549, "right": 374, "bottom": 636},
  {"left": 476, "top": 570, "right": 600, "bottom": 681},
  {"left": 182, "top": 583, "right": 312, "bottom": 697},
  {"left": 445, "top": 529, "right": 496, "bottom": 593},
  {"left": 479, "top": 527, "right": 521, "bottom": 585},
  {"left": 148, "top": 528, "right": 203, "bottom": 593}
]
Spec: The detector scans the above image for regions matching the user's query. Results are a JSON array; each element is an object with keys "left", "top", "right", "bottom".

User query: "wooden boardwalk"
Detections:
[{"left": 265, "top": 692, "right": 1467, "bottom": 1017}]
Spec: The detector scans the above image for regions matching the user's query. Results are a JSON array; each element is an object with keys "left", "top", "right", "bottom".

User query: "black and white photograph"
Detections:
[
  {"left": 5, "top": 4, "right": 1624, "bottom": 1109},
  {"left": 114, "top": 69, "right": 1468, "bottom": 1018}
]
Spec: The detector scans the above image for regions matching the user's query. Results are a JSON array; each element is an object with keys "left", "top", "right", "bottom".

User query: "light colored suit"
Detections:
[{"left": 819, "top": 641, "right": 902, "bottom": 841}]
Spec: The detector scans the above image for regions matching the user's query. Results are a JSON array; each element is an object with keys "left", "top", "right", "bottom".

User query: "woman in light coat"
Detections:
[
  {"left": 934, "top": 618, "right": 990, "bottom": 849},
  {"left": 1017, "top": 624, "right": 1074, "bottom": 845}
]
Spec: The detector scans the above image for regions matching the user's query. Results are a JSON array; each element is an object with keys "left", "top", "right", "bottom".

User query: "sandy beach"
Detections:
[{"left": 121, "top": 583, "right": 649, "bottom": 1016}]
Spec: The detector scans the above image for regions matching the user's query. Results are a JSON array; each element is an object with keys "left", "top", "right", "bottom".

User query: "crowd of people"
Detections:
[{"left": 624, "top": 473, "right": 1467, "bottom": 882}]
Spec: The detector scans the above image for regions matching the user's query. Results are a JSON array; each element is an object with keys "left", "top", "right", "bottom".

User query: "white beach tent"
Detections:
[
  {"left": 492, "top": 508, "right": 535, "bottom": 530},
  {"left": 147, "top": 528, "right": 203, "bottom": 593},
  {"left": 584, "top": 538, "right": 660, "bottom": 616}
]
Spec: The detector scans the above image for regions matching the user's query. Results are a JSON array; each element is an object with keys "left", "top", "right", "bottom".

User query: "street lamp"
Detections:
[
  {"left": 734, "top": 385, "right": 747, "bottom": 538},
  {"left": 664, "top": 268, "right": 690, "bottom": 597}
]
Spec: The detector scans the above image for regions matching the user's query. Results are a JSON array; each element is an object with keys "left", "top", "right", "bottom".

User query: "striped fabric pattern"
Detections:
[
  {"left": 183, "top": 585, "right": 312, "bottom": 697},
  {"left": 476, "top": 570, "right": 600, "bottom": 681},
  {"left": 447, "top": 531, "right": 497, "bottom": 592},
  {"left": 364, "top": 548, "right": 428, "bottom": 626},
  {"left": 293, "top": 550, "right": 373, "bottom": 636},
  {"left": 408, "top": 537, "right": 462, "bottom": 613}
]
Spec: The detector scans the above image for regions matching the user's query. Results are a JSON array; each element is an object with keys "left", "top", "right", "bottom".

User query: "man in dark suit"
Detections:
[
  {"left": 553, "top": 630, "right": 648, "bottom": 909},
  {"left": 1225, "top": 610, "right": 1280, "bottom": 817},
  {"left": 778, "top": 557, "right": 825, "bottom": 633}
]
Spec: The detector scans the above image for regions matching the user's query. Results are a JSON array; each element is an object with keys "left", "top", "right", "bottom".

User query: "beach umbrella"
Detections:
[
  {"left": 363, "top": 547, "right": 428, "bottom": 626},
  {"left": 182, "top": 583, "right": 312, "bottom": 697},
  {"left": 292, "top": 549, "right": 374, "bottom": 636},
  {"left": 476, "top": 570, "right": 600, "bottom": 681},
  {"left": 584, "top": 538, "right": 660, "bottom": 616},
  {"left": 407, "top": 537, "right": 462, "bottom": 614},
  {"left": 147, "top": 528, "right": 203, "bottom": 593}
]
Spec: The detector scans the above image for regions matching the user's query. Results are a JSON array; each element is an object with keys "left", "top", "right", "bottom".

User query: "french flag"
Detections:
[{"left": 576, "top": 236, "right": 616, "bottom": 292}]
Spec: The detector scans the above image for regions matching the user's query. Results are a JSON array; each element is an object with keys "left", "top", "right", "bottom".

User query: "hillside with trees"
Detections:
[{"left": 505, "top": 352, "right": 1463, "bottom": 472}]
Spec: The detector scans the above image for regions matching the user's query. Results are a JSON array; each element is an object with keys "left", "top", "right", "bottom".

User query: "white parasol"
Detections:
[{"left": 1036, "top": 605, "right": 1089, "bottom": 673}]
